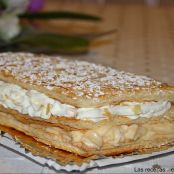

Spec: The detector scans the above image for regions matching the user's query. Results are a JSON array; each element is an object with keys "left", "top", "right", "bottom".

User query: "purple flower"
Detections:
[{"left": 28, "top": 0, "right": 44, "bottom": 12}]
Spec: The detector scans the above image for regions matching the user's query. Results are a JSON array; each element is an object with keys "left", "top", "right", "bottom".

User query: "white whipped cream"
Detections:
[
  {"left": 105, "top": 101, "right": 171, "bottom": 119},
  {"left": 0, "top": 81, "right": 171, "bottom": 121},
  {"left": 0, "top": 81, "right": 76, "bottom": 119},
  {"left": 77, "top": 108, "right": 105, "bottom": 121}
]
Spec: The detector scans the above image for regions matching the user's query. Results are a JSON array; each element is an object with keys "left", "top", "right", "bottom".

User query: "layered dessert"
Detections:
[{"left": 0, "top": 52, "right": 174, "bottom": 163}]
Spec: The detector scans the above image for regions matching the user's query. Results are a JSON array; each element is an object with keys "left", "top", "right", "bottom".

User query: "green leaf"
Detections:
[
  {"left": 76, "top": 29, "right": 117, "bottom": 40},
  {"left": 0, "top": 1, "right": 6, "bottom": 12},
  {"left": 0, "top": 26, "right": 116, "bottom": 54},
  {"left": 18, "top": 11, "right": 101, "bottom": 21},
  {"left": 0, "top": 40, "right": 7, "bottom": 47},
  {"left": 12, "top": 32, "right": 90, "bottom": 54}
]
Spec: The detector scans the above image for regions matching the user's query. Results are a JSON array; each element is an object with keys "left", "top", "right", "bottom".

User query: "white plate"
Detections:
[{"left": 1, "top": 133, "right": 174, "bottom": 172}]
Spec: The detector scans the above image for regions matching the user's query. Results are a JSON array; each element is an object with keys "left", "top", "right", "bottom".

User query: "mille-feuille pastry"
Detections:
[
  {"left": 0, "top": 125, "right": 95, "bottom": 165},
  {"left": 0, "top": 52, "right": 174, "bottom": 161}
]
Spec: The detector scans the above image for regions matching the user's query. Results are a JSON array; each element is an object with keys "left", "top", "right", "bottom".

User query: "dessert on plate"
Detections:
[{"left": 0, "top": 52, "right": 174, "bottom": 164}]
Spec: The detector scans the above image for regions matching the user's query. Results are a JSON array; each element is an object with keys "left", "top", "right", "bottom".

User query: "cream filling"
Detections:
[{"left": 0, "top": 81, "right": 171, "bottom": 121}]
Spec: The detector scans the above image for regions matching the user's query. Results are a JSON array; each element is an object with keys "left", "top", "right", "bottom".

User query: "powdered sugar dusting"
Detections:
[{"left": 0, "top": 52, "right": 161, "bottom": 99}]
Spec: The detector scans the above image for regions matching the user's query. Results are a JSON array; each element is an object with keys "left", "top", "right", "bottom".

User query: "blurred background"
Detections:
[{"left": 0, "top": 0, "right": 174, "bottom": 85}]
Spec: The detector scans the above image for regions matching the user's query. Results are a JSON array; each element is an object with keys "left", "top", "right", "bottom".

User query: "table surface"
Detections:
[{"left": 0, "top": 1, "right": 174, "bottom": 173}]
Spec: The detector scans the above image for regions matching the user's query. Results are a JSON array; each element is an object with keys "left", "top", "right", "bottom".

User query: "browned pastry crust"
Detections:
[
  {"left": 0, "top": 125, "right": 96, "bottom": 165},
  {"left": 0, "top": 53, "right": 173, "bottom": 108},
  {"left": 1, "top": 124, "right": 174, "bottom": 165},
  {"left": 0, "top": 110, "right": 174, "bottom": 157},
  {"left": 0, "top": 52, "right": 174, "bottom": 165}
]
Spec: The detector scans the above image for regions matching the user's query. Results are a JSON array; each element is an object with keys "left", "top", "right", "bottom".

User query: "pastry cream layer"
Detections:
[
  {"left": 0, "top": 81, "right": 171, "bottom": 121},
  {"left": 1, "top": 112, "right": 174, "bottom": 154}
]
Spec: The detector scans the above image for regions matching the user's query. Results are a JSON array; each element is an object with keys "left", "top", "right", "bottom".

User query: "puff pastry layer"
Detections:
[{"left": 0, "top": 52, "right": 174, "bottom": 163}]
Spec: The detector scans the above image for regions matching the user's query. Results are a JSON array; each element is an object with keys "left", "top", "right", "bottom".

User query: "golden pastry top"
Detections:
[
  {"left": 0, "top": 52, "right": 161, "bottom": 98},
  {"left": 0, "top": 52, "right": 172, "bottom": 108}
]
